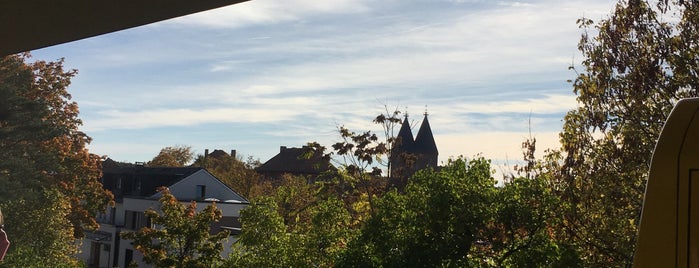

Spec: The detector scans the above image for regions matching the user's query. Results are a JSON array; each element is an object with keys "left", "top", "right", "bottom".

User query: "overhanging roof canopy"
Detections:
[{"left": 0, "top": 0, "right": 249, "bottom": 56}]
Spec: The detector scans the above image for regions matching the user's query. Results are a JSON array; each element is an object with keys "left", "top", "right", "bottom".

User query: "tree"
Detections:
[
  {"left": 301, "top": 197, "right": 354, "bottom": 267},
  {"left": 338, "top": 157, "right": 497, "bottom": 267},
  {"left": 484, "top": 176, "right": 580, "bottom": 267},
  {"left": 337, "top": 156, "right": 579, "bottom": 267},
  {"left": 192, "top": 152, "right": 261, "bottom": 199},
  {"left": 226, "top": 196, "right": 299, "bottom": 267},
  {"left": 121, "top": 188, "right": 229, "bottom": 268},
  {"left": 0, "top": 54, "right": 113, "bottom": 262},
  {"left": 330, "top": 105, "right": 406, "bottom": 181},
  {"left": 0, "top": 190, "right": 82, "bottom": 267},
  {"left": 227, "top": 138, "right": 574, "bottom": 266},
  {"left": 552, "top": 0, "right": 699, "bottom": 265},
  {"left": 371, "top": 105, "right": 405, "bottom": 181},
  {"left": 266, "top": 174, "right": 319, "bottom": 228},
  {"left": 228, "top": 195, "right": 353, "bottom": 267},
  {"left": 149, "top": 145, "right": 194, "bottom": 167},
  {"left": 317, "top": 106, "right": 407, "bottom": 214}
]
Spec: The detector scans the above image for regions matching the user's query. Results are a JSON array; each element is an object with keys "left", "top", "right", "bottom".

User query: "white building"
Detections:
[{"left": 78, "top": 160, "right": 248, "bottom": 268}]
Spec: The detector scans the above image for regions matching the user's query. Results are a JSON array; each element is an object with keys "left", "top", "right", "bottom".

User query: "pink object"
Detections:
[{"left": 0, "top": 229, "right": 9, "bottom": 261}]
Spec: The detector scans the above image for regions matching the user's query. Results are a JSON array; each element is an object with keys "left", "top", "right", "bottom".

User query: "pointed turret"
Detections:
[
  {"left": 389, "top": 111, "right": 439, "bottom": 190},
  {"left": 395, "top": 116, "right": 415, "bottom": 151},
  {"left": 414, "top": 113, "right": 438, "bottom": 168},
  {"left": 414, "top": 113, "right": 438, "bottom": 155},
  {"left": 390, "top": 115, "right": 415, "bottom": 190}
]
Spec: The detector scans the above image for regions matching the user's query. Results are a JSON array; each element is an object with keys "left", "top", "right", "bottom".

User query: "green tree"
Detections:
[
  {"left": 121, "top": 188, "right": 229, "bottom": 268},
  {"left": 301, "top": 197, "right": 353, "bottom": 267},
  {"left": 227, "top": 196, "right": 299, "bottom": 267},
  {"left": 337, "top": 156, "right": 577, "bottom": 267},
  {"left": 0, "top": 190, "right": 82, "bottom": 267},
  {"left": 249, "top": 173, "right": 341, "bottom": 233},
  {"left": 0, "top": 54, "right": 113, "bottom": 263},
  {"left": 268, "top": 174, "right": 319, "bottom": 229},
  {"left": 485, "top": 176, "right": 580, "bottom": 267},
  {"left": 552, "top": 0, "right": 699, "bottom": 265},
  {"left": 338, "top": 157, "right": 497, "bottom": 267},
  {"left": 149, "top": 145, "right": 194, "bottom": 167},
  {"left": 228, "top": 195, "right": 353, "bottom": 267}
]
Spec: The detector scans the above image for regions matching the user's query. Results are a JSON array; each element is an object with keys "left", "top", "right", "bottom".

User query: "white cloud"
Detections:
[
  {"left": 457, "top": 94, "right": 578, "bottom": 114},
  {"left": 83, "top": 107, "right": 304, "bottom": 131},
  {"left": 88, "top": 142, "right": 167, "bottom": 161},
  {"left": 176, "top": 0, "right": 615, "bottom": 102},
  {"left": 168, "top": 0, "right": 372, "bottom": 28},
  {"left": 36, "top": 0, "right": 621, "bottom": 164},
  {"left": 497, "top": 1, "right": 535, "bottom": 8}
]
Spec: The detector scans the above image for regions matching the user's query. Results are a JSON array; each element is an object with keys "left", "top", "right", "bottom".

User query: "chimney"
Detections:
[
  {"left": 205, "top": 149, "right": 209, "bottom": 158},
  {"left": 231, "top": 149, "right": 236, "bottom": 159},
  {"left": 280, "top": 146, "right": 287, "bottom": 152}
]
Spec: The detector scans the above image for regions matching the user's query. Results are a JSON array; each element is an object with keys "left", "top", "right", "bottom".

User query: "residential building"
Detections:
[
  {"left": 78, "top": 159, "right": 248, "bottom": 268},
  {"left": 204, "top": 149, "right": 236, "bottom": 159},
  {"left": 256, "top": 145, "right": 336, "bottom": 183}
]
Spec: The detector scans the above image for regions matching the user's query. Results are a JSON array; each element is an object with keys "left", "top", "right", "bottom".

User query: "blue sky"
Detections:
[{"left": 32, "top": 0, "right": 617, "bottom": 174}]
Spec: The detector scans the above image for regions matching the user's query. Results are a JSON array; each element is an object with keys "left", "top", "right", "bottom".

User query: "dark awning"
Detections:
[
  {"left": 0, "top": 0, "right": 249, "bottom": 56},
  {"left": 85, "top": 230, "right": 112, "bottom": 242}
]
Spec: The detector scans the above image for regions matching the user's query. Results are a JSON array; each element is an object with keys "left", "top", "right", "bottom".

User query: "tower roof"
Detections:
[
  {"left": 414, "top": 114, "right": 438, "bottom": 155},
  {"left": 395, "top": 116, "right": 415, "bottom": 151}
]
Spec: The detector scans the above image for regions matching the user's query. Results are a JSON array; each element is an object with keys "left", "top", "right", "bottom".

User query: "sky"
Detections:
[{"left": 32, "top": 0, "right": 618, "bottom": 175}]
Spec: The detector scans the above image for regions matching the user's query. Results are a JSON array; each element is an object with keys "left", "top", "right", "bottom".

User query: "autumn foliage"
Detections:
[
  {"left": 121, "top": 188, "right": 229, "bottom": 268},
  {"left": 0, "top": 54, "right": 113, "bottom": 265}
]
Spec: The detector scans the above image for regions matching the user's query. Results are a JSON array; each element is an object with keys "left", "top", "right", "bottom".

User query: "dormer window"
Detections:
[{"left": 195, "top": 185, "right": 206, "bottom": 199}]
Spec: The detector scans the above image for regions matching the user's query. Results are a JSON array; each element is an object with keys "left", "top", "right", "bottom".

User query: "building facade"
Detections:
[{"left": 78, "top": 160, "right": 248, "bottom": 268}]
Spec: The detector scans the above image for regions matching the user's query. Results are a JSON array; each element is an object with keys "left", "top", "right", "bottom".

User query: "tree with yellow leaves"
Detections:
[
  {"left": 121, "top": 188, "right": 229, "bottom": 268},
  {"left": 0, "top": 54, "right": 113, "bottom": 265}
]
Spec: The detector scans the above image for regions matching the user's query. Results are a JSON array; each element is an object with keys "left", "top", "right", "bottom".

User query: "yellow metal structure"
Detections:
[{"left": 635, "top": 98, "right": 699, "bottom": 267}]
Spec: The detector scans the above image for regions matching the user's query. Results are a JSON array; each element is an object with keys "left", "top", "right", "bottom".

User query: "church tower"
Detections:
[{"left": 389, "top": 112, "right": 439, "bottom": 189}]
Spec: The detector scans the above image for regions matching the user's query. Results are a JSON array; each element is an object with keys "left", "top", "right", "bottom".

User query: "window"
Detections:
[
  {"left": 97, "top": 206, "right": 117, "bottom": 225},
  {"left": 110, "top": 207, "right": 116, "bottom": 225},
  {"left": 125, "top": 249, "right": 133, "bottom": 268},
  {"left": 89, "top": 242, "right": 100, "bottom": 265},
  {"left": 195, "top": 185, "right": 206, "bottom": 199},
  {"left": 124, "top": 210, "right": 150, "bottom": 230}
]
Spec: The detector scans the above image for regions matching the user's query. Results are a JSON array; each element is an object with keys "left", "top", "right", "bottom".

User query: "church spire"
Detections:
[
  {"left": 414, "top": 113, "right": 438, "bottom": 156},
  {"left": 389, "top": 110, "right": 439, "bottom": 189},
  {"left": 395, "top": 114, "right": 414, "bottom": 151}
]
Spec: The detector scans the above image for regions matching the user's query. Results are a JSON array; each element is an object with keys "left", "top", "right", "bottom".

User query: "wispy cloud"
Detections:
[
  {"left": 455, "top": 94, "right": 577, "bottom": 114},
  {"left": 168, "top": 0, "right": 372, "bottom": 28},
  {"left": 83, "top": 107, "right": 304, "bottom": 131},
  {"left": 498, "top": 1, "right": 535, "bottom": 8},
  {"left": 34, "top": 0, "right": 618, "bottom": 163}
]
